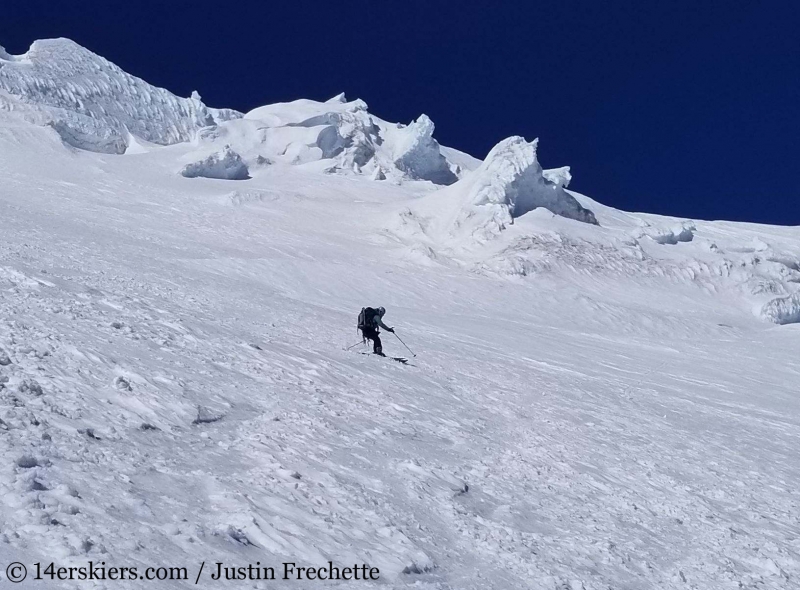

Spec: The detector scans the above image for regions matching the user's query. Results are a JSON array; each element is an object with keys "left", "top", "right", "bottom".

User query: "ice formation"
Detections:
[
  {"left": 180, "top": 147, "right": 250, "bottom": 180},
  {"left": 0, "top": 39, "right": 240, "bottom": 153},
  {"left": 466, "top": 137, "right": 596, "bottom": 225},
  {"left": 399, "top": 136, "right": 597, "bottom": 248}
]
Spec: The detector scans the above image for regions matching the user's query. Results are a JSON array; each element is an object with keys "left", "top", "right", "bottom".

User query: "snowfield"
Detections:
[{"left": 1, "top": 39, "right": 800, "bottom": 589}]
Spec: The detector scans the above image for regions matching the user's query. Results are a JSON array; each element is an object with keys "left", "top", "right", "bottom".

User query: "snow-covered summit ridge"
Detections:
[
  {"left": 238, "top": 95, "right": 458, "bottom": 184},
  {"left": 0, "top": 38, "right": 463, "bottom": 184},
  {"left": 0, "top": 38, "right": 240, "bottom": 153}
]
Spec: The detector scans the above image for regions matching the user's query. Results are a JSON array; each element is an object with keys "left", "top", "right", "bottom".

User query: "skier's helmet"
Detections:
[{"left": 378, "top": 306, "right": 386, "bottom": 316}]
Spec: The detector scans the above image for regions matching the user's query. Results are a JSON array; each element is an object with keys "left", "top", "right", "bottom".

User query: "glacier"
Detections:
[
  {"left": 1, "top": 37, "right": 800, "bottom": 590},
  {"left": 0, "top": 39, "right": 240, "bottom": 153}
]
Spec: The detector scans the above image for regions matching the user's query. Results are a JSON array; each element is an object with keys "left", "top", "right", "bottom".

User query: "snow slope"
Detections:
[{"left": 1, "top": 39, "right": 800, "bottom": 590}]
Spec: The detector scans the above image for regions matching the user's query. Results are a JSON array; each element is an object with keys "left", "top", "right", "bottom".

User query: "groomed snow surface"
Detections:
[{"left": 1, "top": 39, "right": 800, "bottom": 589}]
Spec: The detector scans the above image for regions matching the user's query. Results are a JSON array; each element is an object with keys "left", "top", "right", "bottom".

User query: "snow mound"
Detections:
[
  {"left": 0, "top": 38, "right": 240, "bottom": 153},
  {"left": 180, "top": 147, "right": 250, "bottom": 180}
]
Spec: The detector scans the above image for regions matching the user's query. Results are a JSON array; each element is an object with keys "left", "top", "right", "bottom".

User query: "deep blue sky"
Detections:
[{"left": 3, "top": 1, "right": 799, "bottom": 224}]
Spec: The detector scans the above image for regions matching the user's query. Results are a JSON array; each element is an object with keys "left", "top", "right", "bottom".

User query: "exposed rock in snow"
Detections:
[
  {"left": 0, "top": 38, "right": 240, "bottom": 153},
  {"left": 180, "top": 147, "right": 250, "bottom": 180}
]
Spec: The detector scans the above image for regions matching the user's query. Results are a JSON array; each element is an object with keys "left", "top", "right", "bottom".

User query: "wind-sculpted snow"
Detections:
[{"left": 0, "top": 39, "right": 240, "bottom": 153}]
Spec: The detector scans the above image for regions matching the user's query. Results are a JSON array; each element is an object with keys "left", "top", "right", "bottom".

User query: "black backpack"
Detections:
[{"left": 358, "top": 307, "right": 378, "bottom": 335}]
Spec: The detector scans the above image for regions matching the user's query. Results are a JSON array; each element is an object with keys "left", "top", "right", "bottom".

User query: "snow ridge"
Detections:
[
  {"left": 0, "top": 38, "right": 463, "bottom": 185},
  {"left": 0, "top": 39, "right": 240, "bottom": 153}
]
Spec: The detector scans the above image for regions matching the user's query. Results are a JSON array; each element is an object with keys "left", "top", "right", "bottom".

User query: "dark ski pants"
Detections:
[{"left": 362, "top": 328, "right": 382, "bottom": 354}]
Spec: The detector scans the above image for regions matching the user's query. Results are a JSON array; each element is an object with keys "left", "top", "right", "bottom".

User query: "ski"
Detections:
[{"left": 356, "top": 352, "right": 409, "bottom": 364}]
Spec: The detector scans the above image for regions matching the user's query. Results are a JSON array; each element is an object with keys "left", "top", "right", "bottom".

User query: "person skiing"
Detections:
[{"left": 357, "top": 306, "right": 394, "bottom": 356}]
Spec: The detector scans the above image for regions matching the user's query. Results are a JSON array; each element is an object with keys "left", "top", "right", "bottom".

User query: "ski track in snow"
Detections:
[{"left": 1, "top": 44, "right": 800, "bottom": 589}]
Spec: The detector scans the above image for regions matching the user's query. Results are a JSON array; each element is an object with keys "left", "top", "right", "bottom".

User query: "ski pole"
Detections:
[
  {"left": 392, "top": 331, "right": 416, "bottom": 357},
  {"left": 345, "top": 340, "right": 364, "bottom": 351}
]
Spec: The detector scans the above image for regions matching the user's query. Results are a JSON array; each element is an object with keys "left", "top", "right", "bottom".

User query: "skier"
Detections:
[{"left": 357, "top": 306, "right": 394, "bottom": 356}]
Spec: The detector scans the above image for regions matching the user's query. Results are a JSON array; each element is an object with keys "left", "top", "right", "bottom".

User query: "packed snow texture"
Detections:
[
  {"left": 0, "top": 39, "right": 240, "bottom": 153},
  {"left": 2, "top": 37, "right": 800, "bottom": 590}
]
